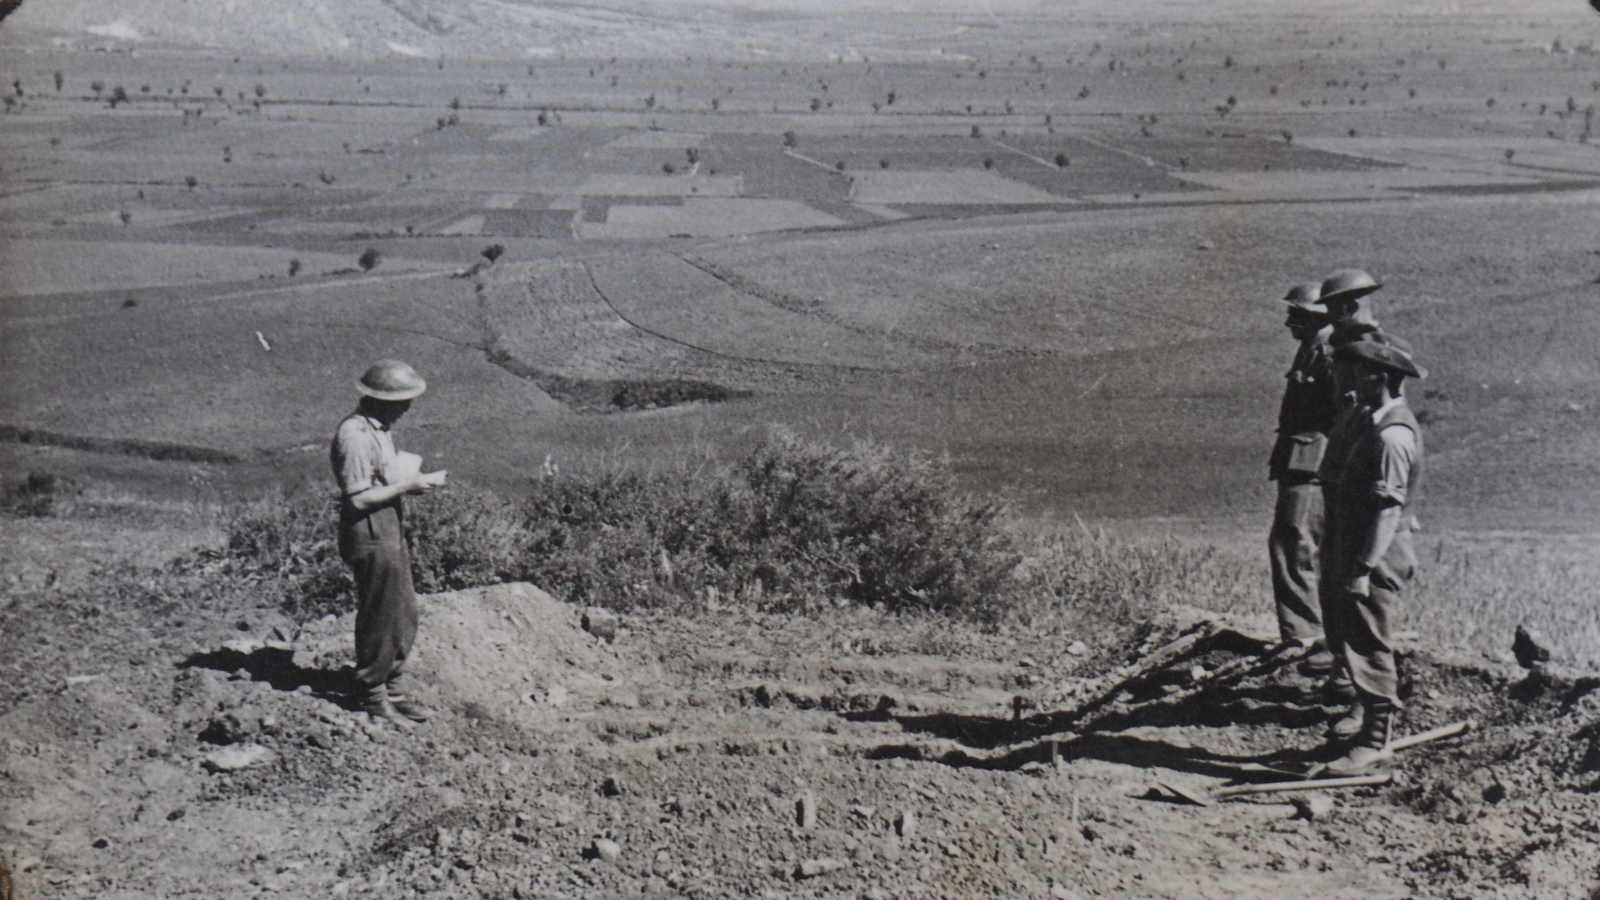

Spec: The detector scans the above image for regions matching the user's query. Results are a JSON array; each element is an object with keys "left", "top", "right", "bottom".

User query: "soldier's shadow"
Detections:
[{"left": 179, "top": 645, "right": 353, "bottom": 702}]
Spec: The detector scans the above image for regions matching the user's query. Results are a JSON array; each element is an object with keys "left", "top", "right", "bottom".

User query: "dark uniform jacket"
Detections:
[{"left": 1269, "top": 335, "right": 1340, "bottom": 482}]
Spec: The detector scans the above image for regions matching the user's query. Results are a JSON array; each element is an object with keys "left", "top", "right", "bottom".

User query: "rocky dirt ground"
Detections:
[{"left": 3, "top": 514, "right": 1600, "bottom": 900}]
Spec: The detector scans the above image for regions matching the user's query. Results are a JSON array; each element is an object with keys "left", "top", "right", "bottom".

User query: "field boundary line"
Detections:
[
  {"left": 783, "top": 149, "right": 844, "bottom": 173},
  {"left": 0, "top": 424, "right": 240, "bottom": 464},
  {"left": 581, "top": 261, "right": 901, "bottom": 374},
  {"left": 985, "top": 138, "right": 1058, "bottom": 169},
  {"left": 1068, "top": 133, "right": 1162, "bottom": 170}
]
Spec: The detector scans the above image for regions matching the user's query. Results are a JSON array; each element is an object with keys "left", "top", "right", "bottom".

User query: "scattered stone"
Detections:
[
  {"left": 863, "top": 887, "right": 891, "bottom": 900},
  {"left": 199, "top": 708, "right": 261, "bottom": 745},
  {"left": 601, "top": 775, "right": 624, "bottom": 797},
  {"left": 895, "top": 810, "right": 917, "bottom": 839},
  {"left": 582, "top": 608, "right": 619, "bottom": 642},
  {"left": 546, "top": 685, "right": 569, "bottom": 706},
  {"left": 91, "top": 837, "right": 110, "bottom": 849},
  {"left": 64, "top": 674, "right": 101, "bottom": 688},
  {"left": 202, "top": 744, "right": 278, "bottom": 773},
  {"left": 591, "top": 838, "right": 621, "bottom": 863},
  {"left": 1512, "top": 623, "right": 1553, "bottom": 669},
  {"left": 1018, "top": 657, "right": 1036, "bottom": 668},
  {"left": 166, "top": 808, "right": 186, "bottom": 821},
  {"left": 306, "top": 730, "right": 334, "bottom": 750},
  {"left": 849, "top": 804, "right": 876, "bottom": 820},
  {"left": 1050, "top": 883, "right": 1083, "bottom": 900},
  {"left": 1291, "top": 794, "right": 1337, "bottom": 821},
  {"left": 943, "top": 842, "right": 963, "bottom": 857},
  {"left": 795, "top": 858, "right": 847, "bottom": 879},
  {"left": 1066, "top": 641, "right": 1090, "bottom": 657},
  {"left": 1197, "top": 239, "right": 1216, "bottom": 251},
  {"left": 797, "top": 791, "right": 818, "bottom": 829}
]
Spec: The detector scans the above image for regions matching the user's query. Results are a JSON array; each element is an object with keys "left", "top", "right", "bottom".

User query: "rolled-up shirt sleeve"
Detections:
[
  {"left": 331, "top": 418, "right": 382, "bottom": 496},
  {"left": 1373, "top": 425, "right": 1418, "bottom": 506}
]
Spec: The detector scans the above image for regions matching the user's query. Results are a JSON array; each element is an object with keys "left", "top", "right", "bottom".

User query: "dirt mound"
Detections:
[{"left": 408, "top": 582, "right": 648, "bottom": 723}]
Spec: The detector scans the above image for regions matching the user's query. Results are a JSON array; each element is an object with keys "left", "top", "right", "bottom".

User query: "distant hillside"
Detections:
[
  {"left": 0, "top": 0, "right": 843, "bottom": 60},
  {"left": 0, "top": 0, "right": 1586, "bottom": 59}
]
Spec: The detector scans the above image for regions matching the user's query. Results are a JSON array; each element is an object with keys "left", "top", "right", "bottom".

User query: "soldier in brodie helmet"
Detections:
[
  {"left": 1311, "top": 268, "right": 1403, "bottom": 706},
  {"left": 330, "top": 360, "right": 449, "bottom": 725},
  {"left": 1318, "top": 338, "right": 1427, "bottom": 776},
  {"left": 1319, "top": 268, "right": 1384, "bottom": 348},
  {"left": 1267, "top": 283, "right": 1341, "bottom": 672}
]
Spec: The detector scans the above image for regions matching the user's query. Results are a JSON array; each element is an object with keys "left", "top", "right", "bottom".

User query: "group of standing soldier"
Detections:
[{"left": 1268, "top": 269, "right": 1427, "bottom": 775}]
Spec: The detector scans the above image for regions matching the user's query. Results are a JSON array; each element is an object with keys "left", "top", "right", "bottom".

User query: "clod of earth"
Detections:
[
  {"left": 796, "top": 790, "right": 817, "bottom": 828},
  {"left": 201, "top": 744, "right": 278, "bottom": 772},
  {"left": 591, "top": 837, "right": 621, "bottom": 863},
  {"left": 795, "top": 857, "right": 847, "bottom": 878}
]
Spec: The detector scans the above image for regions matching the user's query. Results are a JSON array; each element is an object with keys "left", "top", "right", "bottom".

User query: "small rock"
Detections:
[
  {"left": 849, "top": 804, "right": 876, "bottom": 820},
  {"left": 64, "top": 674, "right": 101, "bottom": 688},
  {"left": 1291, "top": 794, "right": 1337, "bottom": 821},
  {"left": 601, "top": 775, "right": 624, "bottom": 797},
  {"left": 546, "top": 685, "right": 568, "bottom": 706},
  {"left": 1197, "top": 239, "right": 1215, "bottom": 251},
  {"left": 863, "top": 888, "right": 891, "bottom": 900},
  {"left": 582, "top": 608, "right": 619, "bottom": 642},
  {"left": 166, "top": 808, "right": 186, "bottom": 821},
  {"left": 895, "top": 809, "right": 916, "bottom": 839},
  {"left": 92, "top": 837, "right": 110, "bottom": 849},
  {"left": 1066, "top": 641, "right": 1090, "bottom": 657},
  {"left": 591, "top": 838, "right": 621, "bottom": 863},
  {"left": 202, "top": 744, "right": 278, "bottom": 772},
  {"left": 306, "top": 731, "right": 334, "bottom": 750},
  {"left": 795, "top": 858, "right": 847, "bottom": 879},
  {"left": 1018, "top": 657, "right": 1036, "bottom": 668},
  {"left": 943, "top": 842, "right": 963, "bottom": 857},
  {"left": 1512, "top": 622, "right": 1553, "bottom": 669},
  {"left": 796, "top": 791, "right": 817, "bottom": 829},
  {"left": 1051, "top": 883, "right": 1083, "bottom": 900}
]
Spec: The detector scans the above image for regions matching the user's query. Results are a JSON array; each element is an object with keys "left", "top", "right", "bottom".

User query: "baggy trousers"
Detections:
[
  {"left": 1268, "top": 479, "right": 1325, "bottom": 644},
  {"left": 1326, "top": 536, "right": 1414, "bottom": 706},
  {"left": 339, "top": 504, "right": 418, "bottom": 695}
]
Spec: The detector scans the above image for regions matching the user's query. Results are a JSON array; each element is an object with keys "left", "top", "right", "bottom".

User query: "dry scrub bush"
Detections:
[
  {"left": 213, "top": 432, "right": 1027, "bottom": 625},
  {"left": 96, "top": 437, "right": 1277, "bottom": 642}
]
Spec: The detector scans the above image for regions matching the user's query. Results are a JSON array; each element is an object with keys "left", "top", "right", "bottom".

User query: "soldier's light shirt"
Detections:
[{"left": 332, "top": 413, "right": 397, "bottom": 497}]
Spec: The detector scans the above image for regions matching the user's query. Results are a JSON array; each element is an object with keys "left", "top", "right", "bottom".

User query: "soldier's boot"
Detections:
[
  {"left": 1321, "top": 668, "right": 1357, "bottom": 703},
  {"left": 383, "top": 674, "right": 433, "bottom": 722},
  {"left": 1328, "top": 702, "right": 1364, "bottom": 740},
  {"left": 1324, "top": 700, "right": 1395, "bottom": 776},
  {"left": 1298, "top": 649, "right": 1337, "bottom": 677},
  {"left": 357, "top": 685, "right": 417, "bottom": 730}
]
